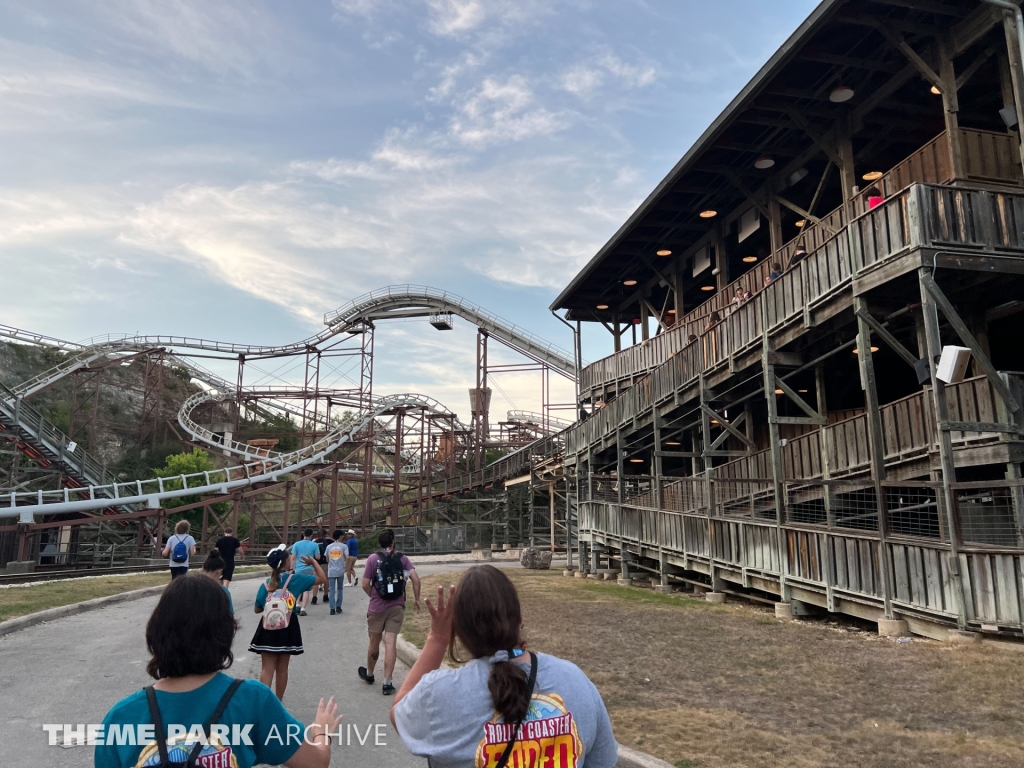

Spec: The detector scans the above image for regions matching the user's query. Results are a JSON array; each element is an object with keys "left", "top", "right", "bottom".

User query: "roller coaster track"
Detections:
[
  {"left": 0, "top": 286, "right": 576, "bottom": 521},
  {"left": 505, "top": 410, "right": 572, "bottom": 431},
  {"left": 0, "top": 393, "right": 468, "bottom": 522},
  {"left": 324, "top": 285, "right": 578, "bottom": 377}
]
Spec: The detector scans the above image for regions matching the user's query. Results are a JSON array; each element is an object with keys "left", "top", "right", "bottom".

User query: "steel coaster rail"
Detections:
[
  {"left": 505, "top": 410, "right": 573, "bottom": 429},
  {"left": 0, "top": 393, "right": 464, "bottom": 521},
  {"left": 323, "top": 285, "right": 580, "bottom": 377}
]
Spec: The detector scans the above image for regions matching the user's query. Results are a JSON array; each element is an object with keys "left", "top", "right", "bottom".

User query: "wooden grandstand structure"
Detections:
[{"left": 551, "top": 0, "right": 1024, "bottom": 639}]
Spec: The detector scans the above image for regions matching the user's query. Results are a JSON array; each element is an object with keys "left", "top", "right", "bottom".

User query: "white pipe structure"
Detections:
[{"left": 0, "top": 393, "right": 462, "bottom": 522}]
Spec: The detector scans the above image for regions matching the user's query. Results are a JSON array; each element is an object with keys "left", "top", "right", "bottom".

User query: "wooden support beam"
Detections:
[
  {"left": 940, "top": 420, "right": 1022, "bottom": 434},
  {"left": 774, "top": 378, "right": 828, "bottom": 424},
  {"left": 880, "top": 27, "right": 942, "bottom": 86},
  {"left": 920, "top": 272, "right": 1020, "bottom": 413},
  {"left": 775, "top": 194, "right": 839, "bottom": 235},
  {"left": 786, "top": 109, "right": 841, "bottom": 165},
  {"left": 700, "top": 405, "right": 756, "bottom": 450},
  {"left": 956, "top": 44, "right": 996, "bottom": 90},
  {"left": 717, "top": 167, "right": 770, "bottom": 219},
  {"left": 854, "top": 307, "right": 919, "bottom": 368}
]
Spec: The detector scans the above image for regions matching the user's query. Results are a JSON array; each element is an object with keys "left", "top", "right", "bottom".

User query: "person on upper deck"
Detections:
[
  {"left": 865, "top": 186, "right": 885, "bottom": 210},
  {"left": 788, "top": 246, "right": 807, "bottom": 269},
  {"left": 703, "top": 311, "right": 722, "bottom": 333}
]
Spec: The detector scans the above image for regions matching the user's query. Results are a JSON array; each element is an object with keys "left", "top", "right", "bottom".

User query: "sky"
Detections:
[{"left": 0, "top": 0, "right": 819, "bottom": 420}]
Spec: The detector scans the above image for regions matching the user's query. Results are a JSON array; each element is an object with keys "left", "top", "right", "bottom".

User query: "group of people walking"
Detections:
[{"left": 94, "top": 520, "right": 616, "bottom": 767}]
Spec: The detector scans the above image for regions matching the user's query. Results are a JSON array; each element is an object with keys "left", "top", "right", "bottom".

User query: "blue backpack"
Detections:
[{"left": 171, "top": 535, "right": 189, "bottom": 564}]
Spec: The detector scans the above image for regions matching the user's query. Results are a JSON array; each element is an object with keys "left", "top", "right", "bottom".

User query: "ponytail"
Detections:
[
  {"left": 267, "top": 565, "right": 281, "bottom": 592},
  {"left": 488, "top": 656, "right": 532, "bottom": 723},
  {"left": 449, "top": 566, "right": 530, "bottom": 723}
]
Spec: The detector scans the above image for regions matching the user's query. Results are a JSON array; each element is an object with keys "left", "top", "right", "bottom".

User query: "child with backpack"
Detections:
[
  {"left": 249, "top": 544, "right": 326, "bottom": 700},
  {"left": 161, "top": 520, "right": 196, "bottom": 580}
]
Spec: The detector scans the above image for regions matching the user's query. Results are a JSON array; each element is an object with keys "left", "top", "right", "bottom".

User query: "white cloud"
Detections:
[
  {"left": 560, "top": 52, "right": 657, "bottom": 100},
  {"left": 450, "top": 75, "right": 565, "bottom": 147},
  {"left": 425, "top": 0, "right": 486, "bottom": 36}
]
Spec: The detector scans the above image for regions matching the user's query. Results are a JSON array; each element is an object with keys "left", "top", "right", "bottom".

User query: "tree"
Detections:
[{"left": 154, "top": 448, "right": 230, "bottom": 529}]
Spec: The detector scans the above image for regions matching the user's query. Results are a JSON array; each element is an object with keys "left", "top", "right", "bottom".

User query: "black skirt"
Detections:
[{"left": 249, "top": 614, "right": 304, "bottom": 655}]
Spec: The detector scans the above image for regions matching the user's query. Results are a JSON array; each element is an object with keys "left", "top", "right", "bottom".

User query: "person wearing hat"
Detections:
[
  {"left": 249, "top": 544, "right": 326, "bottom": 700},
  {"left": 344, "top": 529, "right": 359, "bottom": 587}
]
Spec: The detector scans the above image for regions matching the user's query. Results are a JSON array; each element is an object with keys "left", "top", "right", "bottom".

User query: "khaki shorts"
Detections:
[
  {"left": 345, "top": 555, "right": 357, "bottom": 570},
  {"left": 366, "top": 603, "right": 405, "bottom": 635}
]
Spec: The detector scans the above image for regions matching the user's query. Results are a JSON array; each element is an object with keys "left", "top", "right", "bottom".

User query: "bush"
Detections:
[{"left": 357, "top": 533, "right": 381, "bottom": 556}]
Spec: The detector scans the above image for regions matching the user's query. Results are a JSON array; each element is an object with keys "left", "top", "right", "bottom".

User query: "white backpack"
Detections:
[{"left": 261, "top": 573, "right": 295, "bottom": 631}]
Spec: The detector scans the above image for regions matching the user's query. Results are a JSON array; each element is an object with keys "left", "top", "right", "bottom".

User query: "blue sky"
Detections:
[{"left": 0, "top": 0, "right": 818, "bottom": 417}]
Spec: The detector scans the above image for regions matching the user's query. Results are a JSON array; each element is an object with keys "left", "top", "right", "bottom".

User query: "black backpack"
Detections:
[{"left": 373, "top": 550, "right": 406, "bottom": 600}]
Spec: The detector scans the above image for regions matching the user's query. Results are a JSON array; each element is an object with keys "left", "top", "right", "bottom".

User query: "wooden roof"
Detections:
[{"left": 551, "top": 0, "right": 1011, "bottom": 320}]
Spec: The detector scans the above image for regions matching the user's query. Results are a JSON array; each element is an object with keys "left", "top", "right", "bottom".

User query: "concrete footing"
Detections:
[
  {"left": 775, "top": 602, "right": 794, "bottom": 619},
  {"left": 562, "top": 569, "right": 575, "bottom": 577},
  {"left": 602, "top": 572, "right": 614, "bottom": 581},
  {"left": 705, "top": 592, "right": 727, "bottom": 604},
  {"left": 877, "top": 618, "right": 910, "bottom": 638},
  {"left": 617, "top": 577, "right": 633, "bottom": 587},
  {"left": 692, "top": 585, "right": 708, "bottom": 595},
  {"left": 947, "top": 629, "right": 982, "bottom": 644},
  {"left": 654, "top": 585, "right": 673, "bottom": 595},
  {"left": 4, "top": 560, "right": 35, "bottom": 574},
  {"left": 573, "top": 570, "right": 588, "bottom": 579}
]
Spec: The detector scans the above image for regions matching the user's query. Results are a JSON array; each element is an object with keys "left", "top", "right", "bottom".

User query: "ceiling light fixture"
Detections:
[
  {"left": 775, "top": 388, "right": 784, "bottom": 395},
  {"left": 699, "top": 210, "right": 717, "bottom": 219},
  {"left": 596, "top": 304, "right": 609, "bottom": 310},
  {"left": 742, "top": 255, "right": 758, "bottom": 263},
  {"left": 930, "top": 85, "right": 941, "bottom": 95},
  {"left": 798, "top": 389, "right": 808, "bottom": 393},
  {"left": 664, "top": 441, "right": 681, "bottom": 446},
  {"left": 794, "top": 219, "right": 806, "bottom": 228},
  {"left": 623, "top": 279, "right": 637, "bottom": 286},
  {"left": 754, "top": 156, "right": 775, "bottom": 170},
  {"left": 656, "top": 249, "right": 672, "bottom": 257},
  {"left": 830, "top": 85, "right": 855, "bottom": 103},
  {"left": 629, "top": 458, "right": 644, "bottom": 463},
  {"left": 701, "top": 285, "right": 715, "bottom": 292},
  {"left": 667, "top": 309, "right": 676, "bottom": 314},
  {"left": 862, "top": 171, "right": 883, "bottom": 181},
  {"left": 852, "top": 346, "right": 880, "bottom": 355}
]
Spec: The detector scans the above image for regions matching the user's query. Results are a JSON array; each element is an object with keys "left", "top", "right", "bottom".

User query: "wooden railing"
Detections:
[
  {"left": 580, "top": 128, "right": 1022, "bottom": 398},
  {"left": 570, "top": 183, "right": 1024, "bottom": 455}
]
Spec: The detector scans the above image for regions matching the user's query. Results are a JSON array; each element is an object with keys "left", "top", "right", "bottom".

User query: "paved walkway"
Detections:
[{"left": 0, "top": 562, "right": 497, "bottom": 767}]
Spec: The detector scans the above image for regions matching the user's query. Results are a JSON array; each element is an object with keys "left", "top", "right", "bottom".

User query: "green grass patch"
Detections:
[{"left": 0, "top": 566, "right": 265, "bottom": 623}]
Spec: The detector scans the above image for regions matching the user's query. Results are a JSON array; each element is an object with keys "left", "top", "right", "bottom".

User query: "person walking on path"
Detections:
[
  {"left": 291, "top": 529, "right": 320, "bottom": 615},
  {"left": 358, "top": 529, "right": 421, "bottom": 696},
  {"left": 161, "top": 520, "right": 196, "bottom": 580},
  {"left": 250, "top": 544, "right": 326, "bottom": 700},
  {"left": 311, "top": 528, "right": 331, "bottom": 605},
  {"left": 202, "top": 548, "right": 235, "bottom": 614},
  {"left": 344, "top": 529, "right": 359, "bottom": 586},
  {"left": 95, "top": 574, "right": 341, "bottom": 768},
  {"left": 391, "top": 565, "right": 618, "bottom": 768},
  {"left": 324, "top": 529, "right": 347, "bottom": 615},
  {"left": 214, "top": 528, "right": 242, "bottom": 585}
]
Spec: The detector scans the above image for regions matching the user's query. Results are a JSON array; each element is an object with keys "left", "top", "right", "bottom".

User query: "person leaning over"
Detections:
[
  {"left": 291, "top": 529, "right": 320, "bottom": 615},
  {"left": 359, "top": 529, "right": 421, "bottom": 696},
  {"left": 161, "top": 520, "right": 196, "bottom": 580},
  {"left": 95, "top": 575, "right": 341, "bottom": 768},
  {"left": 391, "top": 565, "right": 617, "bottom": 768}
]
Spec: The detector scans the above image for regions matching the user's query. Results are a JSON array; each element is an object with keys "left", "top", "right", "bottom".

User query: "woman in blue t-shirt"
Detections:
[
  {"left": 250, "top": 544, "right": 326, "bottom": 700},
  {"left": 95, "top": 574, "right": 341, "bottom": 768}
]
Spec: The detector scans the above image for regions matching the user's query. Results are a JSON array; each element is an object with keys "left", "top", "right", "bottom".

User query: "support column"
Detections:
[
  {"left": 1002, "top": 15, "right": 1024, "bottom": 170},
  {"left": 939, "top": 36, "right": 966, "bottom": 181},
  {"left": 329, "top": 463, "right": 339, "bottom": 535},
  {"left": 815, "top": 365, "right": 837, "bottom": 611},
  {"left": 672, "top": 270, "right": 685, "bottom": 322},
  {"left": 714, "top": 222, "right": 730, "bottom": 293},
  {"left": 837, "top": 122, "right": 857, "bottom": 217},
  {"left": 766, "top": 179, "right": 784, "bottom": 259},
  {"left": 919, "top": 269, "right": 969, "bottom": 628},
  {"left": 855, "top": 297, "right": 895, "bottom": 619}
]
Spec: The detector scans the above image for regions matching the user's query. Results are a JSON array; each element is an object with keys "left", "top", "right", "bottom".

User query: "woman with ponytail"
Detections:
[{"left": 391, "top": 565, "right": 617, "bottom": 767}]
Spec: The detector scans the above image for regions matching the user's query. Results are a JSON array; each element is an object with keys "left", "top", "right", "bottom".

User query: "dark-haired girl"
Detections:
[
  {"left": 250, "top": 544, "right": 326, "bottom": 700},
  {"left": 95, "top": 574, "right": 341, "bottom": 768},
  {"left": 391, "top": 565, "right": 617, "bottom": 767}
]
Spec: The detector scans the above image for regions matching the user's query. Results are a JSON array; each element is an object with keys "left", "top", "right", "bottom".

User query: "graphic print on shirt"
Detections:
[
  {"left": 134, "top": 731, "right": 238, "bottom": 768},
  {"left": 474, "top": 693, "right": 583, "bottom": 768}
]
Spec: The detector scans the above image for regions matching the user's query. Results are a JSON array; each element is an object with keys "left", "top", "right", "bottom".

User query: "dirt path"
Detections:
[{"left": 404, "top": 569, "right": 1024, "bottom": 768}]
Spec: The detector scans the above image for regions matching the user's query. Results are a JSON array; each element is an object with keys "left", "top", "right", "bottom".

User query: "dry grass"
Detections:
[
  {"left": 0, "top": 567, "right": 264, "bottom": 622},
  {"left": 403, "top": 569, "right": 1024, "bottom": 768}
]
